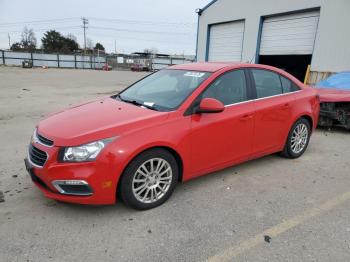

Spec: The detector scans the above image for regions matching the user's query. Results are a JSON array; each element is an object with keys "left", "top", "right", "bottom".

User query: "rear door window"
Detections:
[{"left": 251, "top": 69, "right": 283, "bottom": 98}]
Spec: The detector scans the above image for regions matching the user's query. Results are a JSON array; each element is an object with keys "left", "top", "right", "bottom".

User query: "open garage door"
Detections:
[
  {"left": 208, "top": 21, "right": 244, "bottom": 62},
  {"left": 259, "top": 10, "right": 319, "bottom": 81}
]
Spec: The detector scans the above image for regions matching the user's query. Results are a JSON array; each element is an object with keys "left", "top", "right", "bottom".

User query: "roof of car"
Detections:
[
  {"left": 169, "top": 62, "right": 258, "bottom": 72},
  {"left": 169, "top": 62, "right": 305, "bottom": 87}
]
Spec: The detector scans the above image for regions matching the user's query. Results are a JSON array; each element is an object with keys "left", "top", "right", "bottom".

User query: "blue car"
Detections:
[{"left": 317, "top": 72, "right": 350, "bottom": 90}]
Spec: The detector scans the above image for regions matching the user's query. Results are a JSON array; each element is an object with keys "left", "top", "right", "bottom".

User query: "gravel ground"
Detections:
[{"left": 0, "top": 66, "right": 350, "bottom": 262}]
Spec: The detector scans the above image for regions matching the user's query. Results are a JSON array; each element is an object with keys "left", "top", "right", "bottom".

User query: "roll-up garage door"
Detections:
[
  {"left": 208, "top": 21, "right": 245, "bottom": 62},
  {"left": 260, "top": 11, "right": 320, "bottom": 55}
]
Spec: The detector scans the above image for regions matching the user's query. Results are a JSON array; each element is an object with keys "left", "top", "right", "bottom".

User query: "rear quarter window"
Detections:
[{"left": 280, "top": 76, "right": 300, "bottom": 93}]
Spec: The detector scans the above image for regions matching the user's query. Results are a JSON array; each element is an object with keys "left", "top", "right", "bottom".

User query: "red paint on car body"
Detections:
[{"left": 315, "top": 88, "right": 350, "bottom": 103}]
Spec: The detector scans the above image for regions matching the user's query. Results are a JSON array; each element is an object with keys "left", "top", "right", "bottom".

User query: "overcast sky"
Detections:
[{"left": 0, "top": 0, "right": 209, "bottom": 55}]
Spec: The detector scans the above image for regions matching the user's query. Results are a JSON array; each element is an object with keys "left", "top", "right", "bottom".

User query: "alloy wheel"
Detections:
[
  {"left": 290, "top": 123, "right": 309, "bottom": 154},
  {"left": 132, "top": 158, "right": 173, "bottom": 204}
]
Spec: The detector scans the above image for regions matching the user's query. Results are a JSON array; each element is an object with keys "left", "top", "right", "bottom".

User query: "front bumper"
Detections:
[{"left": 25, "top": 142, "right": 119, "bottom": 205}]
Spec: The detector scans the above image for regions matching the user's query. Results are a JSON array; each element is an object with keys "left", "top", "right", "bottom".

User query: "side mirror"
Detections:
[{"left": 196, "top": 98, "right": 225, "bottom": 114}]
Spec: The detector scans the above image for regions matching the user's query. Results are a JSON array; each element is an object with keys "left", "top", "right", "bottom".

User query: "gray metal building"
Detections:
[{"left": 196, "top": 0, "right": 350, "bottom": 82}]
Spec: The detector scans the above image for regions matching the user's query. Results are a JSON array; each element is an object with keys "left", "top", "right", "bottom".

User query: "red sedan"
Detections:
[{"left": 25, "top": 62, "right": 320, "bottom": 209}]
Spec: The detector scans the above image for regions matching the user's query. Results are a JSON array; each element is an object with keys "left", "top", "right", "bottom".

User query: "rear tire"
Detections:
[
  {"left": 281, "top": 118, "right": 311, "bottom": 159},
  {"left": 119, "top": 148, "right": 178, "bottom": 210}
]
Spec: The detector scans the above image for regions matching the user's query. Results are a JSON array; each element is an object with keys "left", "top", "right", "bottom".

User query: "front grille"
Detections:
[
  {"left": 29, "top": 144, "right": 48, "bottom": 167},
  {"left": 29, "top": 169, "right": 51, "bottom": 191},
  {"left": 37, "top": 132, "right": 54, "bottom": 146}
]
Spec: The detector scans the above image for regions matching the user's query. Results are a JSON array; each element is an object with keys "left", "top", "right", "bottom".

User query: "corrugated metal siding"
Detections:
[
  {"left": 208, "top": 21, "right": 244, "bottom": 61},
  {"left": 197, "top": 0, "right": 350, "bottom": 71},
  {"left": 260, "top": 11, "right": 320, "bottom": 55}
]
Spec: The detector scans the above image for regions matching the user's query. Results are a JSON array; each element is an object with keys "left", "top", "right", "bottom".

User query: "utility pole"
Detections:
[
  {"left": 97, "top": 48, "right": 100, "bottom": 69},
  {"left": 8, "top": 33, "right": 11, "bottom": 49},
  {"left": 81, "top": 17, "right": 88, "bottom": 55},
  {"left": 114, "top": 40, "right": 117, "bottom": 54}
]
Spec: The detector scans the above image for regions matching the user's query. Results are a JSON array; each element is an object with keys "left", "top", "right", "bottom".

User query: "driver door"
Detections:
[{"left": 188, "top": 69, "right": 255, "bottom": 178}]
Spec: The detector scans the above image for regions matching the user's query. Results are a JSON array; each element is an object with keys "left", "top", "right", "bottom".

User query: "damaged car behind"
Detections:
[{"left": 316, "top": 72, "right": 350, "bottom": 130}]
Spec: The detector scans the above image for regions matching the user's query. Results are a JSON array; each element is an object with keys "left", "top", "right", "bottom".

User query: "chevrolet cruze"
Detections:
[{"left": 25, "top": 62, "right": 320, "bottom": 210}]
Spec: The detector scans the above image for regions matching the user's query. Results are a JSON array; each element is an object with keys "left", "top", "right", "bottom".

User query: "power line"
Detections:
[
  {"left": 0, "top": 17, "right": 196, "bottom": 37},
  {"left": 89, "top": 17, "right": 196, "bottom": 27},
  {"left": 84, "top": 30, "right": 195, "bottom": 46},
  {"left": 0, "top": 16, "right": 196, "bottom": 52},
  {"left": 0, "top": 18, "right": 79, "bottom": 27},
  {"left": 0, "top": 17, "right": 195, "bottom": 28},
  {"left": 0, "top": 26, "right": 81, "bottom": 34},
  {"left": 89, "top": 26, "right": 195, "bottom": 36}
]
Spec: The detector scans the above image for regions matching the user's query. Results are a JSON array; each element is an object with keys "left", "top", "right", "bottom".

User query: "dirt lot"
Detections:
[{"left": 1, "top": 67, "right": 350, "bottom": 262}]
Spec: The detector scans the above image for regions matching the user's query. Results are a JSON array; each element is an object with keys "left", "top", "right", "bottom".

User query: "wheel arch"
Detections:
[
  {"left": 300, "top": 114, "right": 313, "bottom": 130},
  {"left": 156, "top": 146, "right": 184, "bottom": 182},
  {"left": 290, "top": 113, "right": 314, "bottom": 132},
  {"left": 282, "top": 113, "right": 314, "bottom": 151},
  {"left": 116, "top": 145, "right": 184, "bottom": 200}
]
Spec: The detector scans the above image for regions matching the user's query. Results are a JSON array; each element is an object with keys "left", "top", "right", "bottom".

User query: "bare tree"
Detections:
[
  {"left": 66, "top": 33, "right": 77, "bottom": 42},
  {"left": 86, "top": 38, "right": 94, "bottom": 50},
  {"left": 21, "top": 27, "right": 37, "bottom": 51}
]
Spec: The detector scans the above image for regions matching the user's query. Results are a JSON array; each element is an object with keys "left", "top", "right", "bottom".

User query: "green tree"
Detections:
[
  {"left": 65, "top": 34, "right": 79, "bottom": 51},
  {"left": 41, "top": 30, "right": 63, "bottom": 52},
  {"left": 62, "top": 37, "right": 79, "bottom": 53},
  {"left": 10, "top": 42, "right": 22, "bottom": 51},
  {"left": 41, "top": 30, "right": 79, "bottom": 53},
  {"left": 94, "top": 42, "right": 105, "bottom": 51}
]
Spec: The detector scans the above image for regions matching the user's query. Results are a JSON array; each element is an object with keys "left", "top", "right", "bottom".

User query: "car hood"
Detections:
[
  {"left": 37, "top": 97, "right": 169, "bottom": 146},
  {"left": 315, "top": 87, "right": 350, "bottom": 103}
]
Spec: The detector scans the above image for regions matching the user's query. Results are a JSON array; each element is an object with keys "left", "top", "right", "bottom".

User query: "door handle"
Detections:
[{"left": 240, "top": 114, "right": 253, "bottom": 121}]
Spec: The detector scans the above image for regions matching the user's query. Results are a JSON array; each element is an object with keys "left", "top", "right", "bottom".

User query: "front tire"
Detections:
[
  {"left": 119, "top": 148, "right": 178, "bottom": 210},
  {"left": 281, "top": 118, "right": 311, "bottom": 159}
]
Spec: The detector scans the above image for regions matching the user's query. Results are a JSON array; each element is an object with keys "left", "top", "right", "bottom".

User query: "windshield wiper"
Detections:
[{"left": 117, "top": 95, "right": 158, "bottom": 111}]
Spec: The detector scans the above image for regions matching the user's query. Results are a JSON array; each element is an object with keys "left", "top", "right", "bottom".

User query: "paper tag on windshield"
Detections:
[
  {"left": 184, "top": 72, "right": 205, "bottom": 78},
  {"left": 144, "top": 102, "right": 155, "bottom": 107}
]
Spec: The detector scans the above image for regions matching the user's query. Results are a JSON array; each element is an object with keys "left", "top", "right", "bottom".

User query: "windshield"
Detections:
[
  {"left": 317, "top": 72, "right": 350, "bottom": 90},
  {"left": 117, "top": 69, "right": 211, "bottom": 111}
]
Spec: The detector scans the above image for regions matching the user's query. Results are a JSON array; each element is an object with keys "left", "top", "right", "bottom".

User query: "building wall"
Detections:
[{"left": 197, "top": 0, "right": 350, "bottom": 72}]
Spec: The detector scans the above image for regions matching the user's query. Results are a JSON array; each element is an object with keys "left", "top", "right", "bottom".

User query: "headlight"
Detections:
[
  {"left": 31, "top": 128, "right": 38, "bottom": 144},
  {"left": 62, "top": 138, "right": 115, "bottom": 162}
]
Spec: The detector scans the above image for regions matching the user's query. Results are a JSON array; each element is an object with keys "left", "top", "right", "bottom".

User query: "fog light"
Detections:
[
  {"left": 64, "top": 180, "right": 86, "bottom": 185},
  {"left": 52, "top": 180, "right": 93, "bottom": 196}
]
